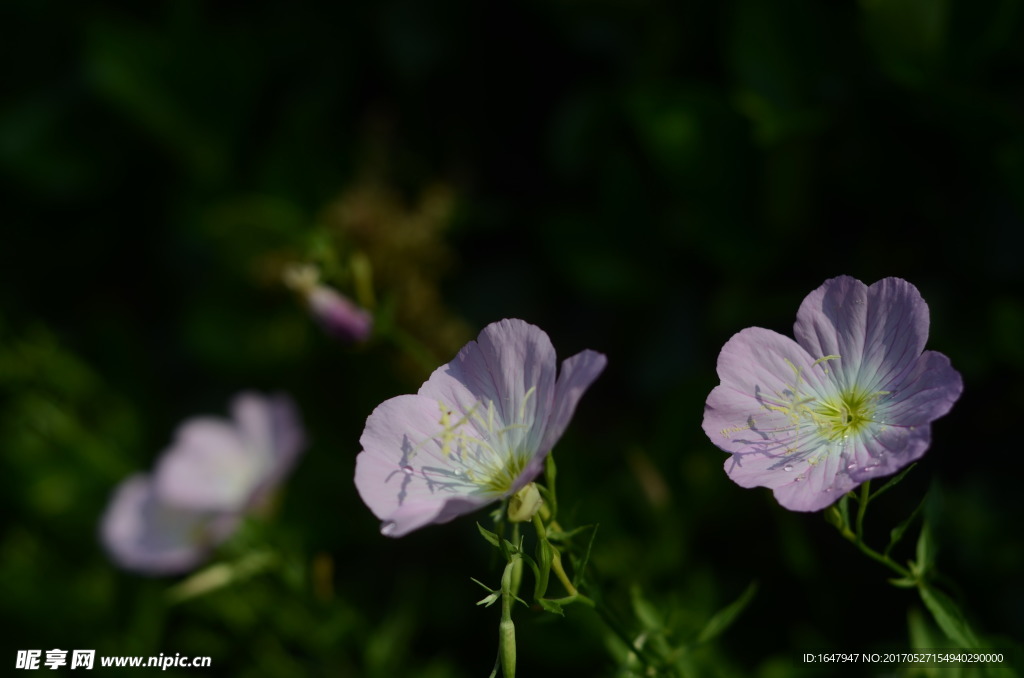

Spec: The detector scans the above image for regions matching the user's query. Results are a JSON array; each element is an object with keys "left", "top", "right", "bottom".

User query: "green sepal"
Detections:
[{"left": 695, "top": 581, "right": 758, "bottom": 645}]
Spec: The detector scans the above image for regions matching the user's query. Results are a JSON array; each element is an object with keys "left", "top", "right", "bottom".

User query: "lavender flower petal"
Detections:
[
  {"left": 100, "top": 475, "right": 238, "bottom": 576},
  {"left": 704, "top": 276, "right": 962, "bottom": 511},
  {"left": 355, "top": 318, "right": 605, "bottom": 537}
]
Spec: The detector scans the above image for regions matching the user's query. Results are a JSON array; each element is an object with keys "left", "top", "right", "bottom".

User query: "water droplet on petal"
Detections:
[
  {"left": 783, "top": 464, "right": 794, "bottom": 472},
  {"left": 863, "top": 464, "right": 879, "bottom": 472},
  {"left": 381, "top": 521, "right": 397, "bottom": 536},
  {"left": 846, "top": 463, "right": 857, "bottom": 472},
  {"left": 401, "top": 465, "right": 414, "bottom": 475}
]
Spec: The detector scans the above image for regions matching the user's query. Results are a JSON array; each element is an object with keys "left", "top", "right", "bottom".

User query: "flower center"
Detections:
[
  {"left": 427, "top": 388, "right": 537, "bottom": 497},
  {"left": 756, "top": 356, "right": 886, "bottom": 446},
  {"left": 809, "top": 387, "right": 880, "bottom": 441}
]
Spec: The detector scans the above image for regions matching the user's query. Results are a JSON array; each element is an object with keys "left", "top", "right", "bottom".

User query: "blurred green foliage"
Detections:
[{"left": 2, "top": 0, "right": 1023, "bottom": 676}]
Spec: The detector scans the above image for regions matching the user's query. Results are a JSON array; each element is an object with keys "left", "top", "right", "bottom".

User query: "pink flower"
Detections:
[
  {"left": 101, "top": 392, "right": 305, "bottom": 574},
  {"left": 355, "top": 319, "right": 606, "bottom": 537},
  {"left": 703, "top": 276, "right": 962, "bottom": 511}
]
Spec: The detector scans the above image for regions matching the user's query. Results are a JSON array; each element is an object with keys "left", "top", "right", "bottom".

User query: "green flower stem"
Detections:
[
  {"left": 837, "top": 526, "right": 912, "bottom": 579},
  {"left": 498, "top": 557, "right": 517, "bottom": 678},
  {"left": 532, "top": 514, "right": 594, "bottom": 605},
  {"left": 829, "top": 485, "right": 912, "bottom": 580}
]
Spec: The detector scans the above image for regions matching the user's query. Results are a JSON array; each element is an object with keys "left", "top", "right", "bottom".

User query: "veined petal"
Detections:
[
  {"left": 154, "top": 418, "right": 257, "bottom": 511},
  {"left": 153, "top": 393, "right": 306, "bottom": 513},
  {"left": 794, "top": 276, "right": 930, "bottom": 394},
  {"left": 536, "top": 349, "right": 607, "bottom": 465},
  {"left": 771, "top": 449, "right": 855, "bottom": 511},
  {"left": 232, "top": 392, "right": 306, "bottom": 500},
  {"left": 703, "top": 327, "right": 834, "bottom": 456},
  {"left": 418, "top": 319, "right": 558, "bottom": 463},
  {"left": 356, "top": 318, "right": 604, "bottom": 536},
  {"left": 876, "top": 351, "right": 963, "bottom": 426},
  {"left": 706, "top": 276, "right": 961, "bottom": 512},
  {"left": 355, "top": 394, "right": 495, "bottom": 537}
]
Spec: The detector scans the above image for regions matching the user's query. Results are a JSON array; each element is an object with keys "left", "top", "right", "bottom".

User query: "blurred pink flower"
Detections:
[
  {"left": 101, "top": 392, "right": 305, "bottom": 575},
  {"left": 306, "top": 285, "right": 372, "bottom": 342}
]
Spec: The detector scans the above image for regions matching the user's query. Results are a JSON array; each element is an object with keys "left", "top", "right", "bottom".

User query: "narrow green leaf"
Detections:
[
  {"left": 869, "top": 462, "right": 917, "bottom": 502},
  {"left": 476, "top": 522, "right": 518, "bottom": 559},
  {"left": 696, "top": 581, "right": 758, "bottom": 645},
  {"left": 477, "top": 522, "right": 501, "bottom": 548},
  {"left": 630, "top": 585, "right": 663, "bottom": 632},
  {"left": 887, "top": 576, "right": 918, "bottom": 589},
  {"left": 838, "top": 492, "right": 851, "bottom": 528},
  {"left": 919, "top": 585, "right": 981, "bottom": 648},
  {"left": 573, "top": 524, "right": 599, "bottom": 587},
  {"left": 537, "top": 598, "right": 565, "bottom": 616},
  {"left": 914, "top": 519, "right": 936, "bottom": 577},
  {"left": 471, "top": 578, "right": 500, "bottom": 607},
  {"left": 885, "top": 493, "right": 927, "bottom": 558},
  {"left": 907, "top": 606, "right": 945, "bottom": 650}
]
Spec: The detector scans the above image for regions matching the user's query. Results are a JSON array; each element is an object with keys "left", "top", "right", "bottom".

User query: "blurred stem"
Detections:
[
  {"left": 166, "top": 551, "right": 276, "bottom": 605},
  {"left": 593, "top": 597, "right": 663, "bottom": 671}
]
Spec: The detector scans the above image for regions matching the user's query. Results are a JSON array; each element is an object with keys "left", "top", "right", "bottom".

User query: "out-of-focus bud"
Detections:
[{"left": 284, "top": 264, "right": 372, "bottom": 342}]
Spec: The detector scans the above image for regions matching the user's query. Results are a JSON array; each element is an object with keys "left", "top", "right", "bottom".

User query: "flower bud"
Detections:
[
  {"left": 284, "top": 263, "right": 372, "bottom": 343},
  {"left": 307, "top": 285, "right": 372, "bottom": 342},
  {"left": 507, "top": 483, "right": 543, "bottom": 523}
]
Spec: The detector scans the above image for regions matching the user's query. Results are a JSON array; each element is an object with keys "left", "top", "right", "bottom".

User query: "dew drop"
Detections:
[
  {"left": 401, "top": 465, "right": 414, "bottom": 475},
  {"left": 846, "top": 463, "right": 857, "bottom": 472},
  {"left": 863, "top": 464, "right": 879, "bottom": 472},
  {"left": 381, "top": 521, "right": 397, "bottom": 536},
  {"left": 783, "top": 464, "right": 793, "bottom": 472}
]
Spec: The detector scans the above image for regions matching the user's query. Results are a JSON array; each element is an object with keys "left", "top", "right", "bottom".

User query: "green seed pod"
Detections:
[{"left": 499, "top": 618, "right": 516, "bottom": 678}]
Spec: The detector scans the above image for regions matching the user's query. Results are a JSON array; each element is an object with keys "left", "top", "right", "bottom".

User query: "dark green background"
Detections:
[{"left": 2, "top": 1, "right": 1022, "bottom": 676}]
